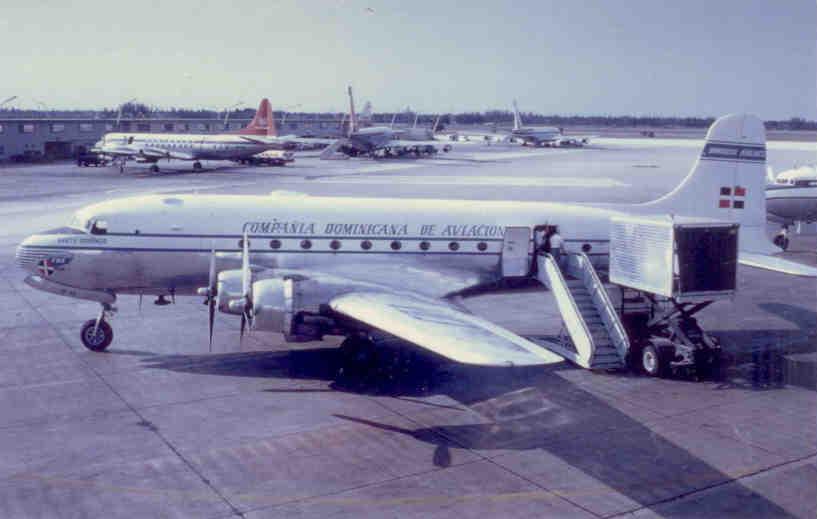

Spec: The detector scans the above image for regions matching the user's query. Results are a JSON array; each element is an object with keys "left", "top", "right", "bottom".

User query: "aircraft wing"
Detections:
[
  {"left": 387, "top": 139, "right": 451, "bottom": 148},
  {"left": 96, "top": 146, "right": 193, "bottom": 161},
  {"left": 240, "top": 135, "right": 334, "bottom": 146},
  {"left": 329, "top": 291, "right": 564, "bottom": 367}
]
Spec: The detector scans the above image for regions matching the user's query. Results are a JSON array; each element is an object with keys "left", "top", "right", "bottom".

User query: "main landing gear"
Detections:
[
  {"left": 150, "top": 164, "right": 160, "bottom": 173},
  {"left": 80, "top": 303, "right": 116, "bottom": 352},
  {"left": 193, "top": 161, "right": 203, "bottom": 171}
]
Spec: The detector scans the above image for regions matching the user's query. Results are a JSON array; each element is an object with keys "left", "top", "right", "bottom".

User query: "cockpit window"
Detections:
[{"left": 89, "top": 220, "right": 108, "bottom": 235}]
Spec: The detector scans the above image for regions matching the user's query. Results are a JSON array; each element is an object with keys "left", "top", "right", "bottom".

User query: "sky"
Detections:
[{"left": 1, "top": 0, "right": 814, "bottom": 119}]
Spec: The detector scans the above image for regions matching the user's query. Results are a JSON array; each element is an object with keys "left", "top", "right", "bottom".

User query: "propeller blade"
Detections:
[
  {"left": 240, "top": 232, "right": 253, "bottom": 330},
  {"left": 208, "top": 296, "right": 215, "bottom": 352},
  {"left": 208, "top": 247, "right": 217, "bottom": 352},
  {"left": 241, "top": 232, "right": 250, "bottom": 297},
  {"left": 208, "top": 246, "right": 217, "bottom": 292}
]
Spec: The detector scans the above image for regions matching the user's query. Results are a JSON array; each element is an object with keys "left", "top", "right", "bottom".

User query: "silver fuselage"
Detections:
[
  {"left": 95, "top": 133, "right": 272, "bottom": 161},
  {"left": 16, "top": 194, "right": 621, "bottom": 299}
]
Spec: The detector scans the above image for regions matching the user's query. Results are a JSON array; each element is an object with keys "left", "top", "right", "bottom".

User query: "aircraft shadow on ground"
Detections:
[{"left": 136, "top": 346, "right": 795, "bottom": 517}]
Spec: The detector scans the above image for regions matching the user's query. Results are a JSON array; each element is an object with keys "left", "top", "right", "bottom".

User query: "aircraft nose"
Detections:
[
  {"left": 15, "top": 239, "right": 41, "bottom": 272},
  {"left": 15, "top": 235, "right": 72, "bottom": 276}
]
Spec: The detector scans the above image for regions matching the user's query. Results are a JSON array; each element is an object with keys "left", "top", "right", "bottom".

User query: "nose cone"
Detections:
[
  {"left": 15, "top": 236, "right": 40, "bottom": 273},
  {"left": 15, "top": 235, "right": 74, "bottom": 277}
]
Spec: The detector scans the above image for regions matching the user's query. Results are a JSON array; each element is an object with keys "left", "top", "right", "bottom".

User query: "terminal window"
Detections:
[
  {"left": 0, "top": 123, "right": 4, "bottom": 133},
  {"left": 79, "top": 123, "right": 94, "bottom": 132},
  {"left": 19, "top": 124, "right": 35, "bottom": 134},
  {"left": 51, "top": 123, "right": 65, "bottom": 133}
]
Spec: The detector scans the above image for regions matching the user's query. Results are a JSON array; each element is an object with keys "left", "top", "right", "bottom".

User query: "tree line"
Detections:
[{"left": 0, "top": 105, "right": 815, "bottom": 130}]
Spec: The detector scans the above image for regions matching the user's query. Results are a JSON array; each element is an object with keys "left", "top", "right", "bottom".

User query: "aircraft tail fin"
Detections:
[
  {"left": 237, "top": 99, "right": 276, "bottom": 137},
  {"left": 512, "top": 99, "right": 522, "bottom": 130},
  {"left": 766, "top": 165, "right": 776, "bottom": 184},
  {"left": 347, "top": 86, "right": 357, "bottom": 137},
  {"left": 643, "top": 113, "right": 817, "bottom": 277}
]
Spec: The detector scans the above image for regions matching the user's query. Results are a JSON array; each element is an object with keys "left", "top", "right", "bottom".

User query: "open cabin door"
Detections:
[{"left": 501, "top": 226, "right": 532, "bottom": 277}]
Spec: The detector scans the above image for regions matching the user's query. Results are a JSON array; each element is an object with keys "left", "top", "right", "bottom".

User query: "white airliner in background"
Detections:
[
  {"left": 448, "top": 100, "right": 594, "bottom": 147},
  {"left": 766, "top": 164, "right": 817, "bottom": 249},
  {"left": 93, "top": 99, "right": 294, "bottom": 173},
  {"left": 17, "top": 115, "right": 816, "bottom": 376}
]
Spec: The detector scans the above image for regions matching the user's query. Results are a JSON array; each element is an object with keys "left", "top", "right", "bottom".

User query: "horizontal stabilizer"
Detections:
[{"left": 739, "top": 252, "right": 817, "bottom": 277}]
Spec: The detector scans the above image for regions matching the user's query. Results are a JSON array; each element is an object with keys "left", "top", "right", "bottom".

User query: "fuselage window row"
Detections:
[{"left": 222, "top": 238, "right": 493, "bottom": 252}]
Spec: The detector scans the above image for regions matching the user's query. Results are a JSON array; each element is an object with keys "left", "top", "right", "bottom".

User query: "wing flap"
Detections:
[{"left": 330, "top": 292, "right": 564, "bottom": 367}]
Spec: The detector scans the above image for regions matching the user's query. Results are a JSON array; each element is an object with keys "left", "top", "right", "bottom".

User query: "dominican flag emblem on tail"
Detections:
[
  {"left": 719, "top": 185, "right": 747, "bottom": 209},
  {"left": 37, "top": 259, "right": 55, "bottom": 277}
]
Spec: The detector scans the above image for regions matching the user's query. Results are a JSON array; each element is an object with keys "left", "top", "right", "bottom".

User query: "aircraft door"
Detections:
[{"left": 501, "top": 226, "right": 532, "bottom": 277}]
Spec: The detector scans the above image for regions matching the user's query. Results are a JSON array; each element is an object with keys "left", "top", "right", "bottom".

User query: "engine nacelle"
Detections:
[
  {"left": 250, "top": 277, "right": 351, "bottom": 340},
  {"left": 216, "top": 269, "right": 244, "bottom": 314},
  {"left": 250, "top": 278, "right": 292, "bottom": 333}
]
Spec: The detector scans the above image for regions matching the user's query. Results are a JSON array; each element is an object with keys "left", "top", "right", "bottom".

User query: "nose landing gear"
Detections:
[{"left": 80, "top": 303, "right": 116, "bottom": 352}]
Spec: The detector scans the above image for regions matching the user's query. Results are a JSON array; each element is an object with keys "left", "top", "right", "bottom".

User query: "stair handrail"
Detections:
[
  {"left": 541, "top": 253, "right": 595, "bottom": 365},
  {"left": 576, "top": 252, "right": 630, "bottom": 359}
]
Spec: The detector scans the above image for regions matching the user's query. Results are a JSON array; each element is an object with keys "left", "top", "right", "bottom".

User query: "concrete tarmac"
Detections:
[{"left": 0, "top": 140, "right": 814, "bottom": 518}]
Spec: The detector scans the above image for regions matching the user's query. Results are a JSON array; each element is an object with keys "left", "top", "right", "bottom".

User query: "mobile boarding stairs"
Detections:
[{"left": 522, "top": 217, "right": 736, "bottom": 377}]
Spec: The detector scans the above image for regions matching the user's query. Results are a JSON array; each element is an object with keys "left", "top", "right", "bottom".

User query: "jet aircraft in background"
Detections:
[{"left": 320, "top": 86, "right": 452, "bottom": 159}]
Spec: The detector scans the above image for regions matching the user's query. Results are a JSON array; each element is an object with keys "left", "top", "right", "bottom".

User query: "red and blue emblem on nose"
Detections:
[{"left": 37, "top": 259, "right": 55, "bottom": 277}]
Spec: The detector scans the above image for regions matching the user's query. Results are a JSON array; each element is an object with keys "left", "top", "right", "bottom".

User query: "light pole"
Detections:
[
  {"left": 33, "top": 99, "right": 49, "bottom": 117},
  {"left": 222, "top": 101, "right": 244, "bottom": 128},
  {"left": 116, "top": 98, "right": 137, "bottom": 129}
]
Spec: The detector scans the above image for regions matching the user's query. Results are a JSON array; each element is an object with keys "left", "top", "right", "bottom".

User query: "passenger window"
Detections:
[
  {"left": 300, "top": 239, "right": 312, "bottom": 250},
  {"left": 361, "top": 240, "right": 372, "bottom": 250},
  {"left": 477, "top": 242, "right": 487, "bottom": 251},
  {"left": 419, "top": 241, "right": 430, "bottom": 251},
  {"left": 448, "top": 242, "right": 459, "bottom": 251},
  {"left": 269, "top": 239, "right": 281, "bottom": 249},
  {"left": 330, "top": 240, "right": 342, "bottom": 250},
  {"left": 390, "top": 240, "right": 401, "bottom": 250}
]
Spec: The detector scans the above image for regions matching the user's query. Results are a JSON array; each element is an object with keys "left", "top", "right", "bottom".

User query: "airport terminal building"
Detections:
[{"left": 0, "top": 115, "right": 346, "bottom": 162}]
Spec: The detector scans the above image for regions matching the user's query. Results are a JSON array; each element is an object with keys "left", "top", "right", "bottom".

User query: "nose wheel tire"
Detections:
[{"left": 80, "top": 319, "right": 113, "bottom": 352}]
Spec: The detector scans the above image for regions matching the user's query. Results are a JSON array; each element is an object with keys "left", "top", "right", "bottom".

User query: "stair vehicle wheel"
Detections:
[
  {"left": 641, "top": 343, "right": 669, "bottom": 377},
  {"left": 80, "top": 319, "right": 113, "bottom": 352}
]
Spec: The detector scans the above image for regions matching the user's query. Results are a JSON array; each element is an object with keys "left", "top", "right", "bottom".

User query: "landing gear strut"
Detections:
[{"left": 80, "top": 303, "right": 116, "bottom": 352}]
